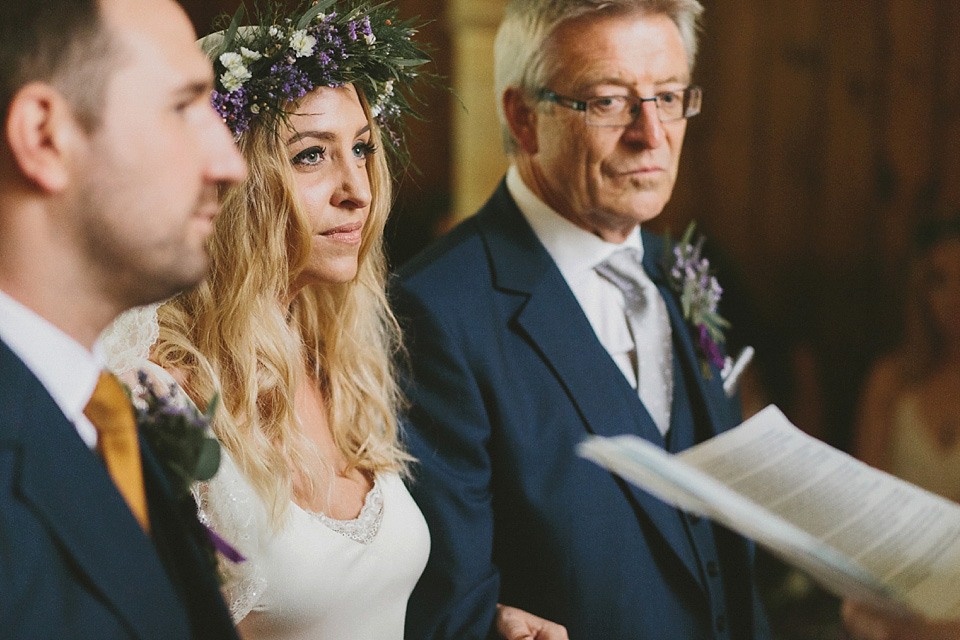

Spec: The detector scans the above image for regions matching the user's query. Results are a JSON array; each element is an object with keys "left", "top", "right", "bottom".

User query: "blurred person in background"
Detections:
[{"left": 855, "top": 217, "right": 960, "bottom": 501}]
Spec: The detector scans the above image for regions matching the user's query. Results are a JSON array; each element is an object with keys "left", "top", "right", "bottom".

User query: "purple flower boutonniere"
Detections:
[
  {"left": 134, "top": 371, "right": 221, "bottom": 496},
  {"left": 134, "top": 373, "right": 245, "bottom": 565},
  {"left": 663, "top": 223, "right": 731, "bottom": 378}
]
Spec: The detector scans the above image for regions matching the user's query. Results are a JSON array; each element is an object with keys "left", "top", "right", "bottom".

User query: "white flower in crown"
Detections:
[
  {"left": 290, "top": 29, "right": 317, "bottom": 58},
  {"left": 370, "top": 103, "right": 382, "bottom": 118},
  {"left": 364, "top": 33, "right": 376, "bottom": 46},
  {"left": 219, "top": 51, "right": 245, "bottom": 72},
  {"left": 220, "top": 67, "right": 251, "bottom": 91},
  {"left": 383, "top": 79, "right": 395, "bottom": 96},
  {"left": 240, "top": 46, "right": 262, "bottom": 61}
]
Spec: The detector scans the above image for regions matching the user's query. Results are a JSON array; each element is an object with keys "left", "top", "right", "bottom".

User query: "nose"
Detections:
[
  {"left": 331, "top": 155, "right": 372, "bottom": 210},
  {"left": 622, "top": 99, "right": 665, "bottom": 149},
  {"left": 203, "top": 108, "right": 247, "bottom": 186}
]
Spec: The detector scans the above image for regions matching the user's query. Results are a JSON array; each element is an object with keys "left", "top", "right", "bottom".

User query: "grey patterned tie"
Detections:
[{"left": 595, "top": 248, "right": 673, "bottom": 435}]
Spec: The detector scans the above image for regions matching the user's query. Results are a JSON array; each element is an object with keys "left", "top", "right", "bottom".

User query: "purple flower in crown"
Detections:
[
  {"left": 212, "top": 86, "right": 254, "bottom": 134},
  {"left": 201, "top": 0, "right": 436, "bottom": 167},
  {"left": 663, "top": 222, "right": 730, "bottom": 377}
]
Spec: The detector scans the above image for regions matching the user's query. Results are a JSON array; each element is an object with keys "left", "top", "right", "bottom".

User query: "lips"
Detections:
[
  {"left": 617, "top": 165, "right": 663, "bottom": 175},
  {"left": 319, "top": 221, "right": 363, "bottom": 244}
]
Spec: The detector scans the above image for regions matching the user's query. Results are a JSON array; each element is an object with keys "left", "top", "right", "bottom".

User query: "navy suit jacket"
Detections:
[
  {"left": 0, "top": 339, "right": 238, "bottom": 639},
  {"left": 394, "top": 182, "right": 772, "bottom": 640}
]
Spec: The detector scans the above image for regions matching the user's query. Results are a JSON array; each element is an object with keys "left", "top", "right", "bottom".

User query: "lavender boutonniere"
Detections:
[
  {"left": 134, "top": 373, "right": 245, "bottom": 565},
  {"left": 134, "top": 371, "right": 221, "bottom": 496},
  {"left": 663, "top": 223, "right": 731, "bottom": 378}
]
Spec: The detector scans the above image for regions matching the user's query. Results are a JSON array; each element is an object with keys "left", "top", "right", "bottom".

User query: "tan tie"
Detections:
[{"left": 84, "top": 372, "right": 150, "bottom": 533}]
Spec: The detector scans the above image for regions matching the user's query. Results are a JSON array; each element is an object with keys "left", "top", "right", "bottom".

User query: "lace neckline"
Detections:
[{"left": 307, "top": 476, "right": 383, "bottom": 545}]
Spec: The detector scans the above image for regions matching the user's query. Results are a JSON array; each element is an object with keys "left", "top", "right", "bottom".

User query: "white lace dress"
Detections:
[{"left": 100, "top": 305, "right": 431, "bottom": 639}]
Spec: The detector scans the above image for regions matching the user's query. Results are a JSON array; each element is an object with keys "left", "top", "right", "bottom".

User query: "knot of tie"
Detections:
[
  {"left": 595, "top": 247, "right": 654, "bottom": 313},
  {"left": 595, "top": 248, "right": 674, "bottom": 436},
  {"left": 84, "top": 372, "right": 150, "bottom": 532}
]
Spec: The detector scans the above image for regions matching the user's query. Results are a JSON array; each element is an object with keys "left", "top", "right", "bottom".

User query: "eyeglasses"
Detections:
[{"left": 538, "top": 86, "right": 702, "bottom": 126}]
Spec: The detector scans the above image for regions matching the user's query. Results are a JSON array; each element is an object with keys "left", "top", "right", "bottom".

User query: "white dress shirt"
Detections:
[
  {"left": 0, "top": 289, "right": 102, "bottom": 448},
  {"left": 506, "top": 165, "right": 645, "bottom": 390}
]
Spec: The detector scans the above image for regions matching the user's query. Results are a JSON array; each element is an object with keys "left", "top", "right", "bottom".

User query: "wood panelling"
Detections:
[{"left": 668, "top": 0, "right": 960, "bottom": 443}]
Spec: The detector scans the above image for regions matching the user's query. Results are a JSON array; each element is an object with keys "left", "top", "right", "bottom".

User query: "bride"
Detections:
[{"left": 103, "top": 2, "right": 567, "bottom": 639}]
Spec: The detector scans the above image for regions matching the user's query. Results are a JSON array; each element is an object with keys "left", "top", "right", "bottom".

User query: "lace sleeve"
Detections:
[
  {"left": 100, "top": 303, "right": 177, "bottom": 403},
  {"left": 193, "top": 451, "right": 268, "bottom": 623},
  {"left": 100, "top": 303, "right": 161, "bottom": 375}
]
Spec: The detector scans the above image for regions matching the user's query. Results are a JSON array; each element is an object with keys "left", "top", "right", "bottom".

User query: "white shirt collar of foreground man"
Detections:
[{"left": 0, "top": 288, "right": 102, "bottom": 448}]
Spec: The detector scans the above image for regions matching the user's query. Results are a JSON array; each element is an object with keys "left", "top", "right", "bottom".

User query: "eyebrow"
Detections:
[
  {"left": 574, "top": 74, "right": 690, "bottom": 93},
  {"left": 287, "top": 123, "right": 372, "bottom": 146}
]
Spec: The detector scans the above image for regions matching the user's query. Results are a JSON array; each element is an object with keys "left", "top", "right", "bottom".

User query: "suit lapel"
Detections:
[
  {"left": 477, "top": 184, "right": 704, "bottom": 586},
  {"left": 1, "top": 342, "right": 189, "bottom": 640},
  {"left": 515, "top": 272, "right": 666, "bottom": 447},
  {"left": 141, "top": 439, "right": 236, "bottom": 639}
]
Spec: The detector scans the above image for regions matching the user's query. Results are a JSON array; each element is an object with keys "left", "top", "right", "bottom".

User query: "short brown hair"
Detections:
[{"left": 0, "top": 0, "right": 115, "bottom": 130}]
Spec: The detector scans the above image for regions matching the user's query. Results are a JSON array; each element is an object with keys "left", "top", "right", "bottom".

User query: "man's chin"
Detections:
[
  {"left": 605, "top": 196, "right": 670, "bottom": 225},
  {"left": 135, "top": 258, "right": 210, "bottom": 306}
]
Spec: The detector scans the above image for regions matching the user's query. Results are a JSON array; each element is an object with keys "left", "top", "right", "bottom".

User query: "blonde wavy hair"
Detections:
[{"left": 152, "top": 87, "right": 409, "bottom": 526}]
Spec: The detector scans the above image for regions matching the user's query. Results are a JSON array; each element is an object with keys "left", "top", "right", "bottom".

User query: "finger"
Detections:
[
  {"left": 495, "top": 606, "right": 532, "bottom": 640},
  {"left": 536, "top": 622, "right": 569, "bottom": 640}
]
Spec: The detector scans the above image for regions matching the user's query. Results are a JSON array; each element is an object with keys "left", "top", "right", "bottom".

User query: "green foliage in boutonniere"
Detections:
[
  {"left": 134, "top": 371, "right": 221, "bottom": 501},
  {"left": 132, "top": 373, "right": 245, "bottom": 570},
  {"left": 663, "top": 222, "right": 731, "bottom": 378}
]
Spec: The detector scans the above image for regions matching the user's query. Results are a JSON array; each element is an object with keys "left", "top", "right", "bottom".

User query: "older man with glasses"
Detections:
[{"left": 394, "top": 1, "right": 773, "bottom": 639}]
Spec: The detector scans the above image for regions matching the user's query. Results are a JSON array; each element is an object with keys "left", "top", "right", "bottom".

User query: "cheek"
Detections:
[
  {"left": 295, "top": 180, "right": 334, "bottom": 225},
  {"left": 665, "top": 127, "right": 687, "bottom": 169}
]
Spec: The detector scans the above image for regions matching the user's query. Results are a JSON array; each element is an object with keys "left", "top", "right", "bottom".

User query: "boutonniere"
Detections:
[
  {"left": 663, "top": 223, "right": 730, "bottom": 378},
  {"left": 134, "top": 371, "right": 221, "bottom": 497},
  {"left": 133, "top": 372, "right": 244, "bottom": 565}
]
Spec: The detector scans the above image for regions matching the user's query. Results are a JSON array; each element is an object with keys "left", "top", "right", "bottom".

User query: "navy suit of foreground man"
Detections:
[
  {"left": 0, "top": 0, "right": 246, "bottom": 636},
  {"left": 396, "top": 1, "right": 773, "bottom": 638}
]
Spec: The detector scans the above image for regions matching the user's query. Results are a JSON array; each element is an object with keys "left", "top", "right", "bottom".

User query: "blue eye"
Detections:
[
  {"left": 353, "top": 141, "right": 378, "bottom": 160},
  {"left": 292, "top": 146, "right": 325, "bottom": 166}
]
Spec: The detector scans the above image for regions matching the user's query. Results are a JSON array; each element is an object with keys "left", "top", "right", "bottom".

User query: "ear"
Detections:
[
  {"left": 4, "top": 83, "right": 83, "bottom": 193},
  {"left": 502, "top": 87, "right": 539, "bottom": 155}
]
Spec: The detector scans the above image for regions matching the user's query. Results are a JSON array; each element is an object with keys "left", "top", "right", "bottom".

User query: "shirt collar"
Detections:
[
  {"left": 506, "top": 165, "right": 643, "bottom": 284},
  {"left": 0, "top": 289, "right": 104, "bottom": 435}
]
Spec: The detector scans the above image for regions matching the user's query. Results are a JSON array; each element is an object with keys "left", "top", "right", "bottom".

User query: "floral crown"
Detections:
[{"left": 200, "top": 0, "right": 432, "bottom": 155}]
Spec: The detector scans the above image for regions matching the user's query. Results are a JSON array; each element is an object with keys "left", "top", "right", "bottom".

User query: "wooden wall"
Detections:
[
  {"left": 681, "top": 0, "right": 960, "bottom": 444},
  {"left": 177, "top": 0, "right": 960, "bottom": 446}
]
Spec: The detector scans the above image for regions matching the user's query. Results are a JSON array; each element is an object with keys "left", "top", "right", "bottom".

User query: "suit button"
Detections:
[
  {"left": 716, "top": 614, "right": 726, "bottom": 632},
  {"left": 707, "top": 561, "right": 719, "bottom": 578}
]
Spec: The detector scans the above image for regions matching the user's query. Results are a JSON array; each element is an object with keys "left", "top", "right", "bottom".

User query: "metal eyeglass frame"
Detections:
[{"left": 538, "top": 86, "right": 702, "bottom": 125}]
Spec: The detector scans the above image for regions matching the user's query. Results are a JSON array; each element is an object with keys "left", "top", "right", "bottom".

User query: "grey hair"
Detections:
[{"left": 493, "top": 0, "right": 704, "bottom": 154}]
